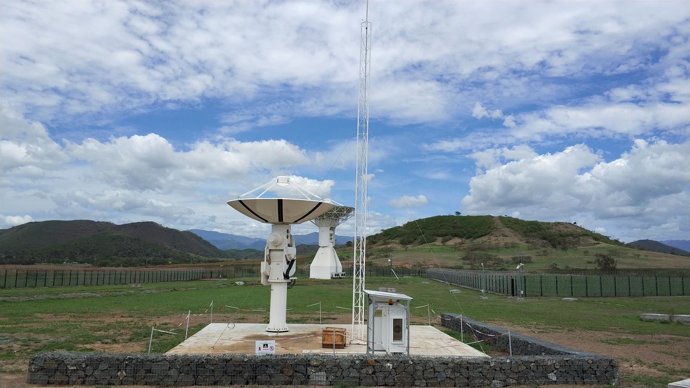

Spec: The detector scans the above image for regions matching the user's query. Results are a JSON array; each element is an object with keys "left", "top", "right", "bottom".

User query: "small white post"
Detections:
[
  {"left": 460, "top": 314, "right": 464, "bottom": 342},
  {"left": 307, "top": 302, "right": 322, "bottom": 325},
  {"left": 210, "top": 300, "right": 214, "bottom": 323},
  {"left": 185, "top": 310, "right": 190, "bottom": 339},
  {"left": 415, "top": 304, "right": 432, "bottom": 326},
  {"left": 508, "top": 330, "right": 513, "bottom": 356},
  {"left": 148, "top": 326, "right": 154, "bottom": 354}
]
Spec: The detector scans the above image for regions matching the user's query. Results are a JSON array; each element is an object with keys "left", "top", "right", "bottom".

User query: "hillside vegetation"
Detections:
[
  {"left": 3, "top": 216, "right": 688, "bottom": 272},
  {"left": 368, "top": 215, "right": 495, "bottom": 245},
  {"left": 0, "top": 220, "right": 224, "bottom": 266},
  {"left": 360, "top": 215, "right": 689, "bottom": 272},
  {"left": 497, "top": 216, "right": 622, "bottom": 248}
]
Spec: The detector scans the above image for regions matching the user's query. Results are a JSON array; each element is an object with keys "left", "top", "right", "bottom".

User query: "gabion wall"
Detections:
[{"left": 27, "top": 315, "right": 617, "bottom": 386}]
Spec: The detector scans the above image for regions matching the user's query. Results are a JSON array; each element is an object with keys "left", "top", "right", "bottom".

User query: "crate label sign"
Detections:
[{"left": 256, "top": 340, "right": 276, "bottom": 355}]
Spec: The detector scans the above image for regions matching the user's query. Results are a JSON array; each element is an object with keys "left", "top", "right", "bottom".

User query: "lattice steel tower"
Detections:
[{"left": 352, "top": 0, "right": 371, "bottom": 342}]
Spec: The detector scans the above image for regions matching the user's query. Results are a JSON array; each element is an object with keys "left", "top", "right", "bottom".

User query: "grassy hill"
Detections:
[
  {"left": 368, "top": 215, "right": 495, "bottom": 245},
  {"left": 0, "top": 220, "right": 224, "bottom": 266},
  {"left": 353, "top": 215, "right": 690, "bottom": 272}
]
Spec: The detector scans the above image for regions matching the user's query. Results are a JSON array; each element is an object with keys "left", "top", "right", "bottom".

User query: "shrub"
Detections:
[{"left": 595, "top": 253, "right": 617, "bottom": 272}]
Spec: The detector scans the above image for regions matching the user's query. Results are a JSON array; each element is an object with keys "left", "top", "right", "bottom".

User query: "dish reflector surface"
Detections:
[{"left": 228, "top": 198, "right": 334, "bottom": 224}]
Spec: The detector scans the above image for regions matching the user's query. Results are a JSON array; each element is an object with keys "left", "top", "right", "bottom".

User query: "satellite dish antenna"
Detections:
[
  {"left": 227, "top": 176, "right": 335, "bottom": 332},
  {"left": 309, "top": 205, "right": 354, "bottom": 279}
]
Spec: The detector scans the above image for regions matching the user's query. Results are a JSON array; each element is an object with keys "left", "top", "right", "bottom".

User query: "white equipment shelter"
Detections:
[
  {"left": 365, "top": 289, "right": 412, "bottom": 355},
  {"left": 309, "top": 206, "right": 354, "bottom": 279},
  {"left": 227, "top": 176, "right": 335, "bottom": 332}
]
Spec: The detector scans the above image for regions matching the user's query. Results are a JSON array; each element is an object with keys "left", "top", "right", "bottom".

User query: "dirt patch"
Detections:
[
  {"left": 491, "top": 321, "right": 690, "bottom": 386},
  {"left": 88, "top": 341, "right": 147, "bottom": 353},
  {"left": 0, "top": 292, "right": 104, "bottom": 302}
]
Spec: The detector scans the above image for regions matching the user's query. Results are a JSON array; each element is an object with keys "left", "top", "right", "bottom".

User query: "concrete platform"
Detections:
[
  {"left": 669, "top": 378, "right": 690, "bottom": 388},
  {"left": 168, "top": 323, "right": 488, "bottom": 358}
]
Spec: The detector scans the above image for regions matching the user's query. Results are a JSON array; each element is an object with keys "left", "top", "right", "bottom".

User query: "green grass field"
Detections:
[{"left": 1, "top": 276, "right": 689, "bottom": 387}]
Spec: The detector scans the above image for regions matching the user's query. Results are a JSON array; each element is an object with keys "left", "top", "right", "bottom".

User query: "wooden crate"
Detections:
[{"left": 321, "top": 327, "right": 347, "bottom": 349}]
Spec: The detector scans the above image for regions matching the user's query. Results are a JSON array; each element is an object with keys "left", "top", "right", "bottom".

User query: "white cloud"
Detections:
[
  {"left": 424, "top": 139, "right": 468, "bottom": 153},
  {"left": 502, "top": 115, "right": 517, "bottom": 128},
  {"left": 311, "top": 137, "right": 397, "bottom": 171},
  {"left": 64, "top": 134, "right": 311, "bottom": 191},
  {"left": 0, "top": 108, "right": 339, "bottom": 233},
  {"left": 1, "top": 1, "right": 689, "bottom": 243},
  {"left": 472, "top": 102, "right": 503, "bottom": 120},
  {"left": 0, "top": 105, "right": 67, "bottom": 176},
  {"left": 0, "top": 1, "right": 360, "bottom": 121},
  {"left": 470, "top": 145, "right": 538, "bottom": 171},
  {"left": 425, "top": 70, "right": 690, "bottom": 151},
  {"left": 2, "top": 1, "right": 687, "bottom": 127},
  {"left": 0, "top": 214, "right": 34, "bottom": 228},
  {"left": 462, "top": 140, "right": 690, "bottom": 240},
  {"left": 512, "top": 98, "right": 690, "bottom": 139},
  {"left": 390, "top": 195, "right": 428, "bottom": 209},
  {"left": 66, "top": 134, "right": 178, "bottom": 191},
  {"left": 373, "top": 79, "right": 451, "bottom": 123},
  {"left": 425, "top": 170, "right": 452, "bottom": 181}
]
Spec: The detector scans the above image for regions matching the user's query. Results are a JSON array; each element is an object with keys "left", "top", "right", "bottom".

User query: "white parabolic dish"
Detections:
[{"left": 227, "top": 198, "right": 334, "bottom": 225}]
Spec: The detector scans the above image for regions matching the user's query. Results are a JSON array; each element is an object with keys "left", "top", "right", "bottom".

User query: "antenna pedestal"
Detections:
[
  {"left": 262, "top": 224, "right": 296, "bottom": 332},
  {"left": 309, "top": 206, "right": 353, "bottom": 280},
  {"left": 267, "top": 283, "right": 289, "bottom": 332},
  {"left": 310, "top": 225, "right": 345, "bottom": 279}
]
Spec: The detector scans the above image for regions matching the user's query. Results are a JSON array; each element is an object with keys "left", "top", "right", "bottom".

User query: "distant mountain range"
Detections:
[
  {"left": 0, "top": 221, "right": 353, "bottom": 266},
  {"left": 0, "top": 220, "right": 223, "bottom": 266},
  {"left": 627, "top": 239, "right": 690, "bottom": 257},
  {"left": 188, "top": 229, "right": 265, "bottom": 250},
  {"left": 188, "top": 229, "right": 353, "bottom": 250},
  {"left": 662, "top": 240, "right": 690, "bottom": 253},
  {"left": 1, "top": 218, "right": 687, "bottom": 269}
]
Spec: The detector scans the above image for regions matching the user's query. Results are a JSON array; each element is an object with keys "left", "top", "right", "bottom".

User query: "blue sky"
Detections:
[{"left": 1, "top": 0, "right": 689, "bottom": 242}]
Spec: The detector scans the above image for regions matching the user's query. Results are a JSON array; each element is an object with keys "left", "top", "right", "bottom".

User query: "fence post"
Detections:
[
  {"left": 599, "top": 275, "right": 604, "bottom": 296},
  {"left": 539, "top": 275, "right": 543, "bottom": 297},
  {"left": 641, "top": 276, "right": 645, "bottom": 296},
  {"left": 585, "top": 276, "right": 588, "bottom": 297},
  {"left": 613, "top": 276, "right": 617, "bottom": 297},
  {"left": 2, "top": 269, "right": 6, "bottom": 288},
  {"left": 655, "top": 276, "right": 658, "bottom": 296},
  {"left": 570, "top": 275, "right": 574, "bottom": 297},
  {"left": 627, "top": 276, "right": 631, "bottom": 297},
  {"left": 555, "top": 275, "right": 559, "bottom": 297}
]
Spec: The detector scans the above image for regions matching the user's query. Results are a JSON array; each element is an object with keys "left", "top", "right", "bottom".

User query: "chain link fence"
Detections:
[
  {"left": 427, "top": 268, "right": 690, "bottom": 297},
  {"left": 0, "top": 265, "right": 422, "bottom": 289}
]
